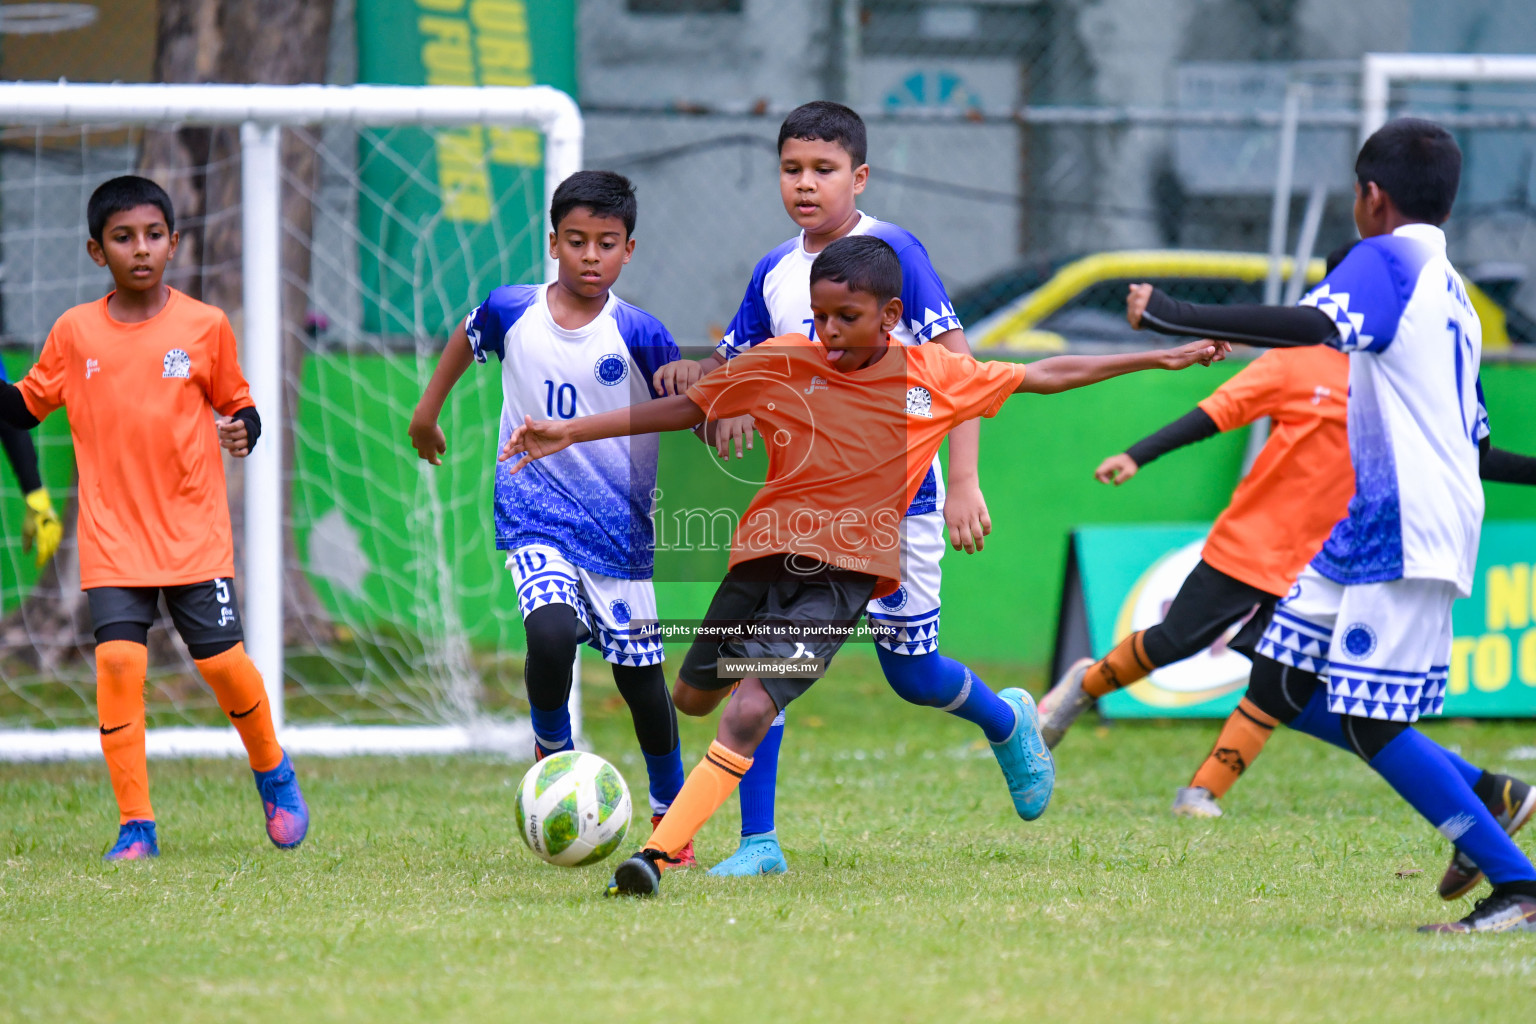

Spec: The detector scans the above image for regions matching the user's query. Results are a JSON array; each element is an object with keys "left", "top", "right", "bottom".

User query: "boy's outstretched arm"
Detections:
[
  {"left": 500, "top": 395, "right": 707, "bottom": 474},
  {"left": 1126, "top": 284, "right": 1338, "bottom": 348},
  {"left": 1096, "top": 405, "right": 1221, "bottom": 486},
  {"left": 1015, "top": 338, "right": 1228, "bottom": 396},
  {"left": 930, "top": 327, "right": 989, "bottom": 553},
  {"left": 408, "top": 324, "right": 476, "bottom": 465}
]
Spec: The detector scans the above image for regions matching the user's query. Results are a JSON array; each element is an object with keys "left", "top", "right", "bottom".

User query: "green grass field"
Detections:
[{"left": 4, "top": 656, "right": 1536, "bottom": 1023}]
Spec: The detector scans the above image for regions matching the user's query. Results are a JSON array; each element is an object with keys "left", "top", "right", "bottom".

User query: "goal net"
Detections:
[{"left": 0, "top": 83, "right": 582, "bottom": 759}]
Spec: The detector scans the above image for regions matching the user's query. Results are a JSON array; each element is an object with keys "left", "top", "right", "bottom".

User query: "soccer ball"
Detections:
[{"left": 514, "top": 751, "right": 632, "bottom": 867}]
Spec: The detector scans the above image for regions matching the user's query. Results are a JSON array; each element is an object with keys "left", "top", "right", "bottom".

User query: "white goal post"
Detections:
[
  {"left": 1361, "top": 52, "right": 1536, "bottom": 140},
  {"left": 0, "top": 82, "right": 582, "bottom": 760}
]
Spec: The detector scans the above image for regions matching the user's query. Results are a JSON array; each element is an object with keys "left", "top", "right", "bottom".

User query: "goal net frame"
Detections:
[
  {"left": 1361, "top": 52, "right": 1536, "bottom": 139},
  {"left": 0, "top": 81, "right": 583, "bottom": 761}
]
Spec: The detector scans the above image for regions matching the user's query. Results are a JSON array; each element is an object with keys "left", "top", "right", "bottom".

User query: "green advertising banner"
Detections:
[
  {"left": 355, "top": 0, "right": 577, "bottom": 335},
  {"left": 1060, "top": 522, "right": 1536, "bottom": 719}
]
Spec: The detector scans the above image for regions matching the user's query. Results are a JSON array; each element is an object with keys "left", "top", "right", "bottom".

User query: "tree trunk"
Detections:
[{"left": 0, "top": 0, "right": 337, "bottom": 664}]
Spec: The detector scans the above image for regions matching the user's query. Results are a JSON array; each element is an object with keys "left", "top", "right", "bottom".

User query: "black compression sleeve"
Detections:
[
  {"left": 232, "top": 405, "right": 262, "bottom": 454},
  {"left": 1482, "top": 445, "right": 1536, "bottom": 486},
  {"left": 1124, "top": 407, "right": 1220, "bottom": 468},
  {"left": 0, "top": 421, "right": 43, "bottom": 492},
  {"left": 1140, "top": 289, "right": 1341, "bottom": 348},
  {"left": 0, "top": 381, "right": 40, "bottom": 429}
]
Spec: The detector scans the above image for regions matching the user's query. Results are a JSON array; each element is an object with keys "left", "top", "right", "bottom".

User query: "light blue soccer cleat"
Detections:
[
  {"left": 104, "top": 819, "right": 159, "bottom": 861},
  {"left": 708, "top": 832, "right": 789, "bottom": 877},
  {"left": 254, "top": 751, "right": 310, "bottom": 849},
  {"left": 992, "top": 688, "right": 1055, "bottom": 821}
]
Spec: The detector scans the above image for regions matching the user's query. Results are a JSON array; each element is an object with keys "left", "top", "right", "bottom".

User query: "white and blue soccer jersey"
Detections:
[
  {"left": 717, "top": 212, "right": 961, "bottom": 517},
  {"left": 1299, "top": 223, "right": 1487, "bottom": 597},
  {"left": 466, "top": 284, "right": 679, "bottom": 580}
]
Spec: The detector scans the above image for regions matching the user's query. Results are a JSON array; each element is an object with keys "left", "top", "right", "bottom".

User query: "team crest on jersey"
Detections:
[
  {"left": 1341, "top": 622, "right": 1377, "bottom": 660},
  {"left": 162, "top": 348, "right": 191, "bottom": 379},
  {"left": 877, "top": 585, "right": 909, "bottom": 612},
  {"left": 905, "top": 386, "right": 933, "bottom": 418},
  {"left": 594, "top": 353, "right": 629, "bottom": 386},
  {"left": 609, "top": 599, "right": 632, "bottom": 625}
]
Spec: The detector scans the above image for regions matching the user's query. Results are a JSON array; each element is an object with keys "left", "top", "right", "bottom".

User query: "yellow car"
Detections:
[{"left": 966, "top": 250, "right": 1514, "bottom": 353}]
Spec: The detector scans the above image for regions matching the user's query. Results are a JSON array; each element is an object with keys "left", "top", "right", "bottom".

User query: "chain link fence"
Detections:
[{"left": 579, "top": 0, "right": 1536, "bottom": 352}]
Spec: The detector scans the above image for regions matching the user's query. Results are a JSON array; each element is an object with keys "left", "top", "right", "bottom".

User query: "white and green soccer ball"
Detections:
[{"left": 515, "top": 751, "right": 632, "bottom": 867}]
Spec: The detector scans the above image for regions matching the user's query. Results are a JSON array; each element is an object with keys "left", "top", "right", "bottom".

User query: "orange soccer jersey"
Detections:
[
  {"left": 1196, "top": 345, "right": 1351, "bottom": 596},
  {"left": 686, "top": 334, "right": 1025, "bottom": 597},
  {"left": 18, "top": 289, "right": 253, "bottom": 589}
]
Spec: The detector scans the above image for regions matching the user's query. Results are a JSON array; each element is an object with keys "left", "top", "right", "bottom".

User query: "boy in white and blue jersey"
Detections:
[
  {"left": 1119, "top": 120, "right": 1536, "bottom": 934},
  {"left": 409, "top": 171, "right": 693, "bottom": 864},
  {"left": 653, "top": 102, "right": 1034, "bottom": 878}
]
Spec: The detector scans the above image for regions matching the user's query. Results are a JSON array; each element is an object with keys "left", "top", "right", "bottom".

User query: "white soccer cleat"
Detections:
[
  {"left": 1171, "top": 786, "right": 1223, "bottom": 818},
  {"left": 1038, "top": 657, "right": 1095, "bottom": 750}
]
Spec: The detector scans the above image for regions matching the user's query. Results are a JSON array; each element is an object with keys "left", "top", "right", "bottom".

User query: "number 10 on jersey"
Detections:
[{"left": 544, "top": 380, "right": 577, "bottom": 419}]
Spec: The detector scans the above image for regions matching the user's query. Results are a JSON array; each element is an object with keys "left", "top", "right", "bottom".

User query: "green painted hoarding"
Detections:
[
  {"left": 1066, "top": 521, "right": 1536, "bottom": 719},
  {"left": 354, "top": 0, "right": 577, "bottom": 335}
]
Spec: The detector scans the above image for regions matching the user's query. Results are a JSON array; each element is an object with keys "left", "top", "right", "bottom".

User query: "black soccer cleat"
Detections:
[
  {"left": 1438, "top": 773, "right": 1536, "bottom": 900},
  {"left": 1419, "top": 886, "right": 1536, "bottom": 934},
  {"left": 606, "top": 848, "right": 675, "bottom": 897}
]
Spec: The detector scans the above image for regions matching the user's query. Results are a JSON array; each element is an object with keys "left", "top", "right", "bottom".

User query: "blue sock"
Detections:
[
  {"left": 642, "top": 744, "right": 687, "bottom": 816},
  {"left": 1439, "top": 745, "right": 1487, "bottom": 789},
  {"left": 1370, "top": 728, "right": 1536, "bottom": 885},
  {"left": 1288, "top": 686, "right": 1349, "bottom": 751},
  {"left": 877, "top": 646, "right": 1016, "bottom": 744},
  {"left": 529, "top": 704, "right": 573, "bottom": 757},
  {"left": 738, "top": 709, "right": 784, "bottom": 837}
]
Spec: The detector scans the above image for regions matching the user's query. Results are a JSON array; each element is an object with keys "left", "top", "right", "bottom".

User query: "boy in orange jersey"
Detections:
[
  {"left": 1042, "top": 333, "right": 1352, "bottom": 765},
  {"left": 503, "top": 235, "right": 1226, "bottom": 895},
  {"left": 0, "top": 176, "right": 308, "bottom": 860}
]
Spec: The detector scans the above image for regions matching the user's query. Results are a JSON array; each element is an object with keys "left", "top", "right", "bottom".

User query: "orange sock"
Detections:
[
  {"left": 1189, "top": 697, "right": 1278, "bottom": 798},
  {"left": 195, "top": 643, "right": 283, "bottom": 772},
  {"left": 645, "top": 740, "right": 753, "bottom": 859},
  {"left": 96, "top": 640, "right": 153, "bottom": 824},
  {"left": 1082, "top": 630, "right": 1155, "bottom": 699}
]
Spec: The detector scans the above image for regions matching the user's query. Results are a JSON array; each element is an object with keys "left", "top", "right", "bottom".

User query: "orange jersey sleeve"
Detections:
[
  {"left": 17, "top": 326, "right": 71, "bottom": 421},
  {"left": 206, "top": 312, "right": 254, "bottom": 415},
  {"left": 1197, "top": 350, "right": 1287, "bottom": 432},
  {"left": 916, "top": 346, "right": 1028, "bottom": 423}
]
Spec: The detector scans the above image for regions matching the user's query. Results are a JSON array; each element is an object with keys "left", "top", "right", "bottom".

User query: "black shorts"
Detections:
[
  {"left": 677, "top": 555, "right": 878, "bottom": 711},
  {"left": 86, "top": 578, "right": 244, "bottom": 648},
  {"left": 1141, "top": 559, "right": 1278, "bottom": 667}
]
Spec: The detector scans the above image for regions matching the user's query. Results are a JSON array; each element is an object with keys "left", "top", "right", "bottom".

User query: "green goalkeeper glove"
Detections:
[{"left": 22, "top": 487, "right": 61, "bottom": 569}]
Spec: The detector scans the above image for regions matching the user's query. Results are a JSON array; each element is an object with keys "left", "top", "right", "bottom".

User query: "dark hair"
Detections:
[
  {"left": 1355, "top": 118, "right": 1461, "bottom": 223},
  {"left": 777, "top": 100, "right": 867, "bottom": 167},
  {"left": 87, "top": 175, "right": 175, "bottom": 243},
  {"left": 809, "top": 235, "right": 902, "bottom": 303},
  {"left": 550, "top": 170, "right": 637, "bottom": 236}
]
